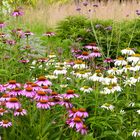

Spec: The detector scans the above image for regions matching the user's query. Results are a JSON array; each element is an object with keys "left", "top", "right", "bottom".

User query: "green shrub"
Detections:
[{"left": 56, "top": 16, "right": 140, "bottom": 58}]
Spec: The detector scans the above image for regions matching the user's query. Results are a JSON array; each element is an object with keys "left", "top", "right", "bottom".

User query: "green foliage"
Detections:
[{"left": 57, "top": 16, "right": 140, "bottom": 58}]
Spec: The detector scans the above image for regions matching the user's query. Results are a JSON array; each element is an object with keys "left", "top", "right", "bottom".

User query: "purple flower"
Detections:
[
  {"left": 34, "top": 90, "right": 48, "bottom": 101},
  {"left": 76, "top": 7, "right": 81, "bottom": 11},
  {"left": 22, "top": 87, "right": 36, "bottom": 98},
  {"left": 95, "top": 24, "right": 102, "bottom": 29},
  {"left": 89, "top": 50, "right": 101, "bottom": 58},
  {"left": 6, "top": 40, "right": 16, "bottom": 45},
  {"left": 83, "top": 2, "right": 88, "bottom": 6},
  {"left": 62, "top": 90, "right": 79, "bottom": 99},
  {"left": 8, "top": 88, "right": 23, "bottom": 96},
  {"left": 93, "top": 4, "right": 98, "bottom": 7},
  {"left": 6, "top": 97, "right": 21, "bottom": 109},
  {"left": 37, "top": 100, "right": 51, "bottom": 109},
  {"left": 67, "top": 117, "right": 84, "bottom": 129},
  {"left": 104, "top": 26, "right": 112, "bottom": 31},
  {"left": 24, "top": 30, "right": 34, "bottom": 37},
  {"left": 14, "top": 108, "right": 27, "bottom": 116},
  {"left": 0, "top": 120, "right": 12, "bottom": 128},
  {"left": 0, "top": 21, "right": 6, "bottom": 28},
  {"left": 136, "top": 10, "right": 140, "bottom": 16},
  {"left": 77, "top": 51, "right": 90, "bottom": 60},
  {"left": 19, "top": 59, "right": 30, "bottom": 64},
  {"left": 12, "top": 9, "right": 24, "bottom": 17},
  {"left": 74, "top": 108, "right": 88, "bottom": 118},
  {"left": 76, "top": 125, "right": 88, "bottom": 135},
  {"left": 43, "top": 32, "right": 55, "bottom": 37},
  {"left": 4, "top": 80, "right": 21, "bottom": 89},
  {"left": 104, "top": 58, "right": 113, "bottom": 63},
  {"left": 59, "top": 99, "right": 73, "bottom": 109},
  {"left": 35, "top": 76, "right": 52, "bottom": 86}
]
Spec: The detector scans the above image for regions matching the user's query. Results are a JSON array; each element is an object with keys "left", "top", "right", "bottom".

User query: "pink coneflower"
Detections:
[
  {"left": 0, "top": 93, "right": 10, "bottom": 102},
  {"left": 84, "top": 45, "right": 99, "bottom": 50},
  {"left": 0, "top": 32, "right": 5, "bottom": 38},
  {"left": 43, "top": 32, "right": 55, "bottom": 37},
  {"left": 12, "top": 9, "right": 24, "bottom": 17},
  {"left": 0, "top": 120, "right": 12, "bottom": 128},
  {"left": 38, "top": 58, "right": 48, "bottom": 63},
  {"left": 4, "top": 80, "right": 21, "bottom": 89},
  {"left": 24, "top": 82, "right": 33, "bottom": 88},
  {"left": 35, "top": 76, "right": 52, "bottom": 86},
  {"left": 62, "top": 90, "right": 79, "bottom": 99},
  {"left": 68, "top": 117, "right": 84, "bottom": 129},
  {"left": 6, "top": 40, "right": 16, "bottom": 45},
  {"left": 59, "top": 99, "right": 73, "bottom": 109},
  {"left": 0, "top": 84, "right": 6, "bottom": 92},
  {"left": 77, "top": 51, "right": 90, "bottom": 60},
  {"left": 19, "top": 59, "right": 29, "bottom": 64},
  {"left": 76, "top": 125, "right": 88, "bottom": 135},
  {"left": 83, "top": 1, "right": 88, "bottom": 6},
  {"left": 136, "top": 10, "right": 140, "bottom": 16},
  {"left": 31, "top": 83, "right": 41, "bottom": 91},
  {"left": 14, "top": 108, "right": 27, "bottom": 116},
  {"left": 34, "top": 90, "right": 48, "bottom": 101},
  {"left": 74, "top": 108, "right": 88, "bottom": 118},
  {"left": 22, "top": 87, "right": 36, "bottom": 98},
  {"left": 0, "top": 108, "right": 8, "bottom": 116},
  {"left": 37, "top": 99, "right": 51, "bottom": 109},
  {"left": 50, "top": 91, "right": 62, "bottom": 98},
  {"left": 0, "top": 21, "right": 6, "bottom": 28},
  {"left": 6, "top": 97, "right": 21, "bottom": 109},
  {"left": 89, "top": 50, "right": 101, "bottom": 58},
  {"left": 104, "top": 58, "right": 113, "bottom": 63},
  {"left": 41, "top": 85, "right": 52, "bottom": 94},
  {"left": 24, "top": 30, "right": 34, "bottom": 37},
  {"left": 8, "top": 87, "right": 23, "bottom": 96},
  {"left": 12, "top": 28, "right": 25, "bottom": 38},
  {"left": 48, "top": 98, "right": 57, "bottom": 106},
  {"left": 76, "top": 7, "right": 81, "bottom": 11},
  {"left": 68, "top": 108, "right": 78, "bottom": 118}
]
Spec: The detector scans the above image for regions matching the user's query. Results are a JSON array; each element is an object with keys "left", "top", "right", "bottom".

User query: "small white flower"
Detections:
[
  {"left": 101, "top": 103, "right": 114, "bottom": 111},
  {"left": 89, "top": 72, "right": 103, "bottom": 82},
  {"left": 121, "top": 48, "right": 135, "bottom": 55},
  {"left": 103, "top": 75, "right": 118, "bottom": 85},
  {"left": 120, "top": 110, "right": 126, "bottom": 115},
  {"left": 60, "top": 84, "right": 68, "bottom": 88},
  {"left": 53, "top": 68, "right": 67, "bottom": 75},
  {"left": 80, "top": 86, "right": 93, "bottom": 93},
  {"left": 132, "top": 129, "right": 140, "bottom": 137},
  {"left": 73, "top": 63, "right": 87, "bottom": 69},
  {"left": 114, "top": 57, "right": 127, "bottom": 66},
  {"left": 46, "top": 75, "right": 57, "bottom": 80},
  {"left": 136, "top": 110, "right": 140, "bottom": 114}
]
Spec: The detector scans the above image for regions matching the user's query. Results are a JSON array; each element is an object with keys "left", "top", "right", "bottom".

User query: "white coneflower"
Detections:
[
  {"left": 120, "top": 110, "right": 126, "bottom": 115},
  {"left": 122, "top": 65, "right": 133, "bottom": 73},
  {"left": 132, "top": 129, "right": 140, "bottom": 137},
  {"left": 80, "top": 86, "right": 93, "bottom": 93},
  {"left": 53, "top": 67, "right": 67, "bottom": 75},
  {"left": 107, "top": 67, "right": 123, "bottom": 75},
  {"left": 127, "top": 54, "right": 140, "bottom": 66},
  {"left": 89, "top": 70, "right": 104, "bottom": 82},
  {"left": 60, "top": 84, "right": 68, "bottom": 88},
  {"left": 101, "top": 103, "right": 114, "bottom": 111},
  {"left": 46, "top": 75, "right": 58, "bottom": 80},
  {"left": 48, "top": 54, "right": 56, "bottom": 58},
  {"left": 121, "top": 48, "right": 135, "bottom": 55},
  {"left": 100, "top": 84, "right": 121, "bottom": 94},
  {"left": 73, "top": 60, "right": 87, "bottom": 69},
  {"left": 114, "top": 57, "right": 127, "bottom": 66},
  {"left": 75, "top": 70, "right": 91, "bottom": 79},
  {"left": 103, "top": 75, "right": 118, "bottom": 85},
  {"left": 136, "top": 110, "right": 140, "bottom": 114},
  {"left": 132, "top": 64, "right": 140, "bottom": 71},
  {"left": 124, "top": 78, "right": 137, "bottom": 86}
]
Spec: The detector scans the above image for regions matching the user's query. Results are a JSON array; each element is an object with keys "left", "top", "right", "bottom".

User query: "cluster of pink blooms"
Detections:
[
  {"left": 11, "top": 8, "right": 24, "bottom": 17},
  {"left": 0, "top": 76, "right": 88, "bottom": 134},
  {"left": 66, "top": 108, "right": 88, "bottom": 135},
  {"left": 72, "top": 43, "right": 102, "bottom": 60}
]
